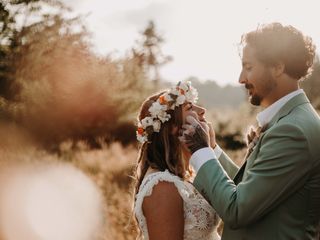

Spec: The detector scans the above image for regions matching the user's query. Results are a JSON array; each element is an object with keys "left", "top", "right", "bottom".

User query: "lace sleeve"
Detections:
[
  {"left": 134, "top": 170, "right": 220, "bottom": 240},
  {"left": 134, "top": 170, "right": 190, "bottom": 234}
]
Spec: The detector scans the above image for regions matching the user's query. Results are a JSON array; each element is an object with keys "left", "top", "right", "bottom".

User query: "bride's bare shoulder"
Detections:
[
  {"left": 142, "top": 181, "right": 184, "bottom": 239},
  {"left": 143, "top": 181, "right": 182, "bottom": 210}
]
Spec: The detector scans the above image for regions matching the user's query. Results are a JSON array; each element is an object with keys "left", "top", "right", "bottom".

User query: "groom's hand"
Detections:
[
  {"left": 180, "top": 113, "right": 210, "bottom": 154},
  {"left": 208, "top": 122, "right": 217, "bottom": 149}
]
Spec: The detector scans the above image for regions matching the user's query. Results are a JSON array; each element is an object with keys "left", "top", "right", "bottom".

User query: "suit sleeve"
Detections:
[
  {"left": 217, "top": 151, "right": 239, "bottom": 179},
  {"left": 193, "top": 123, "right": 311, "bottom": 229}
]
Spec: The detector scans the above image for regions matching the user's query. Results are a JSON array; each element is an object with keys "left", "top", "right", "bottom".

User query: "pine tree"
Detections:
[{"left": 132, "top": 20, "right": 172, "bottom": 86}]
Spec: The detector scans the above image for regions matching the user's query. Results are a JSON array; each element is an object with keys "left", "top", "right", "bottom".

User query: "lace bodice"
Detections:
[{"left": 134, "top": 170, "right": 220, "bottom": 240}]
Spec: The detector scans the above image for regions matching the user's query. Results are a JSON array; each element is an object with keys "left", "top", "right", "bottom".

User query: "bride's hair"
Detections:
[
  {"left": 131, "top": 91, "right": 192, "bottom": 237},
  {"left": 132, "top": 91, "right": 192, "bottom": 239},
  {"left": 134, "top": 91, "right": 192, "bottom": 193}
]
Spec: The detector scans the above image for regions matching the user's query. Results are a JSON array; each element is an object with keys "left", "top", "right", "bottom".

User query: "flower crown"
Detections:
[{"left": 136, "top": 81, "right": 198, "bottom": 143}]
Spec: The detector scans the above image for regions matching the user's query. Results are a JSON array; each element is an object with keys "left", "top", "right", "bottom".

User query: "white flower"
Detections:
[
  {"left": 148, "top": 102, "right": 167, "bottom": 118},
  {"left": 141, "top": 117, "right": 153, "bottom": 128},
  {"left": 163, "top": 93, "right": 173, "bottom": 102},
  {"left": 136, "top": 80, "right": 199, "bottom": 143},
  {"left": 158, "top": 111, "right": 171, "bottom": 123},
  {"left": 179, "top": 81, "right": 190, "bottom": 92},
  {"left": 137, "top": 133, "right": 147, "bottom": 143},
  {"left": 176, "top": 95, "right": 186, "bottom": 106},
  {"left": 152, "top": 120, "right": 161, "bottom": 132},
  {"left": 185, "top": 88, "right": 198, "bottom": 103},
  {"left": 170, "top": 89, "right": 180, "bottom": 96}
]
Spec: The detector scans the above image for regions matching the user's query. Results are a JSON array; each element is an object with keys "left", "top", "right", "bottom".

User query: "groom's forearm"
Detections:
[
  {"left": 190, "top": 147, "right": 217, "bottom": 172},
  {"left": 192, "top": 148, "right": 259, "bottom": 228},
  {"left": 191, "top": 148, "right": 242, "bottom": 228},
  {"left": 193, "top": 159, "right": 243, "bottom": 228},
  {"left": 190, "top": 146, "right": 239, "bottom": 179},
  {"left": 214, "top": 146, "right": 239, "bottom": 179}
]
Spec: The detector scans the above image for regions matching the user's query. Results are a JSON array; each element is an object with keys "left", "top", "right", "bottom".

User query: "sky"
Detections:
[{"left": 61, "top": 0, "right": 320, "bottom": 86}]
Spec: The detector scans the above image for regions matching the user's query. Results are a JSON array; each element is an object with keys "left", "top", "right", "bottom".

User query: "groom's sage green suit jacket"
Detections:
[{"left": 194, "top": 93, "right": 320, "bottom": 240}]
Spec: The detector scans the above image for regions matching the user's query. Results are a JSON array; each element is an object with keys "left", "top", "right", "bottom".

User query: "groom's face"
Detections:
[{"left": 239, "top": 44, "right": 277, "bottom": 107}]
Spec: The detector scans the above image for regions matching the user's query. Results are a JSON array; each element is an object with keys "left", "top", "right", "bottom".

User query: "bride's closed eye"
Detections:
[{"left": 185, "top": 103, "right": 193, "bottom": 111}]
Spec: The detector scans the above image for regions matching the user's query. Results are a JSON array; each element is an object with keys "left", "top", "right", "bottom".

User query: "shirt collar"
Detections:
[{"left": 256, "top": 89, "right": 304, "bottom": 127}]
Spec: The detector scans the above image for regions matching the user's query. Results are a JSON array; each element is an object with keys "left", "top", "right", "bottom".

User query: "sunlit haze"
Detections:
[
  {"left": 62, "top": 0, "right": 320, "bottom": 86},
  {"left": 0, "top": 164, "right": 104, "bottom": 240}
]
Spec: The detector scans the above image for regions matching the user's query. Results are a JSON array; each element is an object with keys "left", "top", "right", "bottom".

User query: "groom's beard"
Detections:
[
  {"left": 245, "top": 71, "right": 277, "bottom": 106},
  {"left": 245, "top": 83, "right": 261, "bottom": 106}
]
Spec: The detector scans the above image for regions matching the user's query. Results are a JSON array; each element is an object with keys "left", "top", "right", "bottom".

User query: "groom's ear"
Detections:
[{"left": 271, "top": 62, "right": 285, "bottom": 78}]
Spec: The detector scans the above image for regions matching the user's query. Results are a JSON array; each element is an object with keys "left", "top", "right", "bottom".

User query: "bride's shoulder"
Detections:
[
  {"left": 143, "top": 169, "right": 181, "bottom": 182},
  {"left": 137, "top": 169, "right": 187, "bottom": 200},
  {"left": 142, "top": 180, "right": 183, "bottom": 207}
]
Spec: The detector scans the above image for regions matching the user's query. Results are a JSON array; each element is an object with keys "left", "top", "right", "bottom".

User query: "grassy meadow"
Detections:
[{"left": 0, "top": 106, "right": 254, "bottom": 240}]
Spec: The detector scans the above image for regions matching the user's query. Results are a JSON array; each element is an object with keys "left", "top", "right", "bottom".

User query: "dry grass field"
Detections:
[{"left": 0, "top": 119, "right": 248, "bottom": 240}]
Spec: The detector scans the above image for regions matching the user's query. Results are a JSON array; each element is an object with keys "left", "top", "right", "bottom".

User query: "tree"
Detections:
[
  {"left": 0, "top": 0, "right": 17, "bottom": 98},
  {"left": 0, "top": 0, "right": 157, "bottom": 147},
  {"left": 0, "top": 0, "right": 87, "bottom": 100},
  {"left": 132, "top": 20, "right": 172, "bottom": 86}
]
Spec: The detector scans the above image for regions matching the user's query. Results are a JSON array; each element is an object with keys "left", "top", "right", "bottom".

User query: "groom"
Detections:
[{"left": 182, "top": 22, "right": 320, "bottom": 239}]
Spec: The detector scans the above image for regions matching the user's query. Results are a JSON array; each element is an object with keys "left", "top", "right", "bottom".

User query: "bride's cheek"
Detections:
[{"left": 188, "top": 110, "right": 200, "bottom": 120}]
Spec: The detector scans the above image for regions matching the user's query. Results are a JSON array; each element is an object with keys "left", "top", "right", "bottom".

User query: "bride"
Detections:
[{"left": 133, "top": 81, "right": 220, "bottom": 240}]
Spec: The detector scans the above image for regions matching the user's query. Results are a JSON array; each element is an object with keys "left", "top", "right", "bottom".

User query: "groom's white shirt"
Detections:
[{"left": 190, "top": 89, "right": 304, "bottom": 172}]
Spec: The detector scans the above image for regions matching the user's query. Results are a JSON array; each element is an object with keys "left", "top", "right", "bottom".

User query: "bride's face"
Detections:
[
  {"left": 180, "top": 102, "right": 207, "bottom": 164},
  {"left": 182, "top": 102, "right": 207, "bottom": 124}
]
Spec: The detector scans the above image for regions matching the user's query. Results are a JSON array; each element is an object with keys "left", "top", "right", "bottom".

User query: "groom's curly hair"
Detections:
[{"left": 240, "top": 22, "right": 316, "bottom": 80}]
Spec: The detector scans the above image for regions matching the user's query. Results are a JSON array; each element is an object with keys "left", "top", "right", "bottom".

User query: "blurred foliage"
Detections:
[
  {"left": 184, "top": 77, "right": 246, "bottom": 109},
  {"left": 302, "top": 55, "right": 320, "bottom": 110},
  {"left": 0, "top": 0, "right": 157, "bottom": 149},
  {"left": 207, "top": 103, "right": 259, "bottom": 151},
  {"left": 0, "top": 0, "right": 71, "bottom": 99}
]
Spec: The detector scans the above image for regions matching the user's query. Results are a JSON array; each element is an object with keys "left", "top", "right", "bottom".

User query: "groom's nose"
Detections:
[{"left": 238, "top": 70, "right": 246, "bottom": 84}]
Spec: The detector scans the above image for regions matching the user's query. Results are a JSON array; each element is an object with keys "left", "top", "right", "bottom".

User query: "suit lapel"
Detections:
[
  {"left": 233, "top": 134, "right": 263, "bottom": 185},
  {"left": 265, "top": 92, "right": 310, "bottom": 131},
  {"left": 233, "top": 161, "right": 247, "bottom": 185},
  {"left": 233, "top": 92, "right": 310, "bottom": 185}
]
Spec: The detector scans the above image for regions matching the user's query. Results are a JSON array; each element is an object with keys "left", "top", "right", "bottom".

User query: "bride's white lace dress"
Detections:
[{"left": 134, "top": 170, "right": 221, "bottom": 240}]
